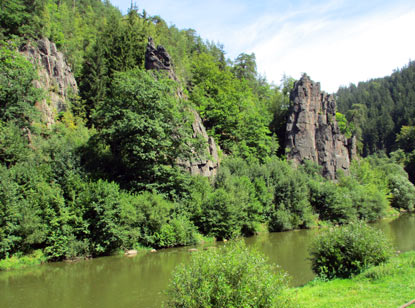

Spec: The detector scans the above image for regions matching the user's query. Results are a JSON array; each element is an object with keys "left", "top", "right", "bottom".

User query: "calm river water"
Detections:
[{"left": 1, "top": 214, "right": 414, "bottom": 308}]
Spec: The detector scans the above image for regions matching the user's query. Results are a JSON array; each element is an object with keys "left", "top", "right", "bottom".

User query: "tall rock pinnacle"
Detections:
[{"left": 285, "top": 74, "right": 356, "bottom": 179}]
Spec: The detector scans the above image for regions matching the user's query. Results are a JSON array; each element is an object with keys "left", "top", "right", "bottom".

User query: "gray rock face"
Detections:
[
  {"left": 144, "top": 38, "right": 219, "bottom": 177},
  {"left": 145, "top": 37, "right": 177, "bottom": 81},
  {"left": 177, "top": 109, "right": 220, "bottom": 177},
  {"left": 20, "top": 38, "right": 78, "bottom": 127},
  {"left": 285, "top": 74, "right": 355, "bottom": 179}
]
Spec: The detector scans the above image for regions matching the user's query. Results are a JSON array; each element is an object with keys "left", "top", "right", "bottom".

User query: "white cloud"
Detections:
[{"left": 250, "top": 6, "right": 415, "bottom": 92}]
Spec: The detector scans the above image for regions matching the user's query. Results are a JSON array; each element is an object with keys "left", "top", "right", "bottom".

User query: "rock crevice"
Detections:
[{"left": 285, "top": 74, "right": 355, "bottom": 179}]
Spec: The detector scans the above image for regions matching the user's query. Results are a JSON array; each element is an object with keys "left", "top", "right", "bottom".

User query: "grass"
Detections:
[{"left": 288, "top": 251, "right": 415, "bottom": 308}]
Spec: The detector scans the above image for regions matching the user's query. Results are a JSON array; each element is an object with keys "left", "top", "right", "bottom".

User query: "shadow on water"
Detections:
[{"left": 1, "top": 214, "right": 414, "bottom": 308}]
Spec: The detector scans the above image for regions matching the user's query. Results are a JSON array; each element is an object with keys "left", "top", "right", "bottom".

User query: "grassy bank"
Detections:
[{"left": 289, "top": 251, "right": 415, "bottom": 308}]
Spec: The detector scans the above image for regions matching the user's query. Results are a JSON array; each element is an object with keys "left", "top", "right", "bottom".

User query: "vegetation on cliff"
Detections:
[{"left": 1, "top": 0, "right": 415, "bottom": 264}]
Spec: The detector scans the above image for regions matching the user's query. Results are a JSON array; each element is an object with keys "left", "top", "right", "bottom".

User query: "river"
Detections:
[{"left": 1, "top": 214, "right": 414, "bottom": 308}]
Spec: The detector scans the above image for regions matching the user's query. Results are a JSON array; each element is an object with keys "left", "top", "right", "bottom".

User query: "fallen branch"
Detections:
[{"left": 400, "top": 299, "right": 415, "bottom": 308}]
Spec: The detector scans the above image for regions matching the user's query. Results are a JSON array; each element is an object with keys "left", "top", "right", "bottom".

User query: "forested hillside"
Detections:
[
  {"left": 1, "top": 0, "right": 414, "bottom": 264},
  {"left": 336, "top": 61, "right": 415, "bottom": 182}
]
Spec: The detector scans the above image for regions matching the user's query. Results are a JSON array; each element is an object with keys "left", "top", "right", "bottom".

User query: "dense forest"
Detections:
[
  {"left": 1, "top": 0, "right": 415, "bottom": 263},
  {"left": 336, "top": 61, "right": 415, "bottom": 182}
]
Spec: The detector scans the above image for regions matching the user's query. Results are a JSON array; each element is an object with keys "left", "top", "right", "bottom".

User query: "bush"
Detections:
[
  {"left": 309, "top": 222, "right": 393, "bottom": 279},
  {"left": 121, "top": 191, "right": 198, "bottom": 249},
  {"left": 388, "top": 175, "right": 415, "bottom": 211},
  {"left": 198, "top": 188, "right": 242, "bottom": 240},
  {"left": 267, "top": 160, "right": 315, "bottom": 231},
  {"left": 165, "top": 240, "right": 292, "bottom": 308},
  {"left": 308, "top": 180, "right": 356, "bottom": 224},
  {"left": 0, "top": 250, "right": 46, "bottom": 271}
]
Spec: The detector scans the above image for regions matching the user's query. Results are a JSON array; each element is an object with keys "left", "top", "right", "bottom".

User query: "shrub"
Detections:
[
  {"left": 388, "top": 175, "right": 415, "bottom": 211},
  {"left": 268, "top": 161, "right": 315, "bottom": 231},
  {"left": 308, "top": 180, "right": 356, "bottom": 224},
  {"left": 0, "top": 250, "right": 46, "bottom": 271},
  {"left": 165, "top": 240, "right": 292, "bottom": 308},
  {"left": 309, "top": 222, "right": 393, "bottom": 279},
  {"left": 198, "top": 188, "right": 242, "bottom": 240},
  {"left": 121, "top": 191, "right": 198, "bottom": 249}
]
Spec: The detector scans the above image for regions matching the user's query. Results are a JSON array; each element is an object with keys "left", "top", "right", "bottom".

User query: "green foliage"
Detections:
[
  {"left": 189, "top": 53, "right": 275, "bottom": 161},
  {"left": 0, "top": 44, "right": 41, "bottom": 127},
  {"left": 165, "top": 240, "right": 292, "bottom": 308},
  {"left": 337, "top": 61, "right": 415, "bottom": 156},
  {"left": 396, "top": 126, "right": 415, "bottom": 153},
  {"left": 197, "top": 188, "right": 243, "bottom": 240},
  {"left": 0, "top": 250, "right": 46, "bottom": 271},
  {"left": 309, "top": 222, "right": 393, "bottom": 279},
  {"left": 335, "top": 112, "right": 353, "bottom": 138},
  {"left": 208, "top": 157, "right": 316, "bottom": 234},
  {"left": 308, "top": 179, "right": 355, "bottom": 224},
  {"left": 361, "top": 155, "right": 415, "bottom": 211},
  {"left": 0, "top": 0, "right": 45, "bottom": 39},
  {"left": 269, "top": 75, "right": 295, "bottom": 154},
  {"left": 0, "top": 121, "right": 31, "bottom": 167},
  {"left": 122, "top": 191, "right": 198, "bottom": 248},
  {"left": 232, "top": 52, "right": 257, "bottom": 82},
  {"left": 94, "top": 69, "right": 194, "bottom": 193},
  {"left": 336, "top": 159, "right": 390, "bottom": 221},
  {"left": 1, "top": 0, "right": 413, "bottom": 267}
]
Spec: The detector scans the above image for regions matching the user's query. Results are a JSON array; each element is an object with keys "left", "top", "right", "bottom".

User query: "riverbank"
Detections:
[
  {"left": 289, "top": 251, "right": 415, "bottom": 307},
  {"left": 0, "top": 250, "right": 47, "bottom": 271},
  {"left": 1, "top": 215, "right": 414, "bottom": 308}
]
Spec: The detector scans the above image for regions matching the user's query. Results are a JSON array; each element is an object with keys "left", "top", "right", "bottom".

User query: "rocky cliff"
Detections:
[
  {"left": 285, "top": 74, "right": 355, "bottom": 179},
  {"left": 20, "top": 38, "right": 78, "bottom": 127},
  {"left": 145, "top": 37, "right": 220, "bottom": 177}
]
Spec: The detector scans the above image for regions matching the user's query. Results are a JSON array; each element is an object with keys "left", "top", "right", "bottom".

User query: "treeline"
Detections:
[{"left": 1, "top": 0, "right": 415, "bottom": 262}]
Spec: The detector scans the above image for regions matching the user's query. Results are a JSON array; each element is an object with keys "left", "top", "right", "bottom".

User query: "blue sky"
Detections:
[{"left": 111, "top": 0, "right": 415, "bottom": 92}]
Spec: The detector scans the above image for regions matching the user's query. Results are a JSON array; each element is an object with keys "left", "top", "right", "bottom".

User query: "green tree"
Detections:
[
  {"left": 0, "top": 0, "right": 46, "bottom": 39},
  {"left": 0, "top": 44, "right": 41, "bottom": 127},
  {"left": 396, "top": 126, "right": 415, "bottom": 153},
  {"left": 94, "top": 69, "right": 194, "bottom": 192},
  {"left": 232, "top": 52, "right": 257, "bottom": 82},
  {"left": 190, "top": 53, "right": 274, "bottom": 160}
]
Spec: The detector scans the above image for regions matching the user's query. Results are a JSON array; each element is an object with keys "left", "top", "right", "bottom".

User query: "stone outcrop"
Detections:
[
  {"left": 285, "top": 74, "right": 355, "bottom": 179},
  {"left": 20, "top": 38, "right": 78, "bottom": 127},
  {"left": 145, "top": 37, "right": 220, "bottom": 177},
  {"left": 145, "top": 37, "right": 178, "bottom": 81},
  {"left": 178, "top": 109, "right": 220, "bottom": 177}
]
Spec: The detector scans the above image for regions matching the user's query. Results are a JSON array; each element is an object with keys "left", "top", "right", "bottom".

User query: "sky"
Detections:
[{"left": 111, "top": 0, "right": 415, "bottom": 93}]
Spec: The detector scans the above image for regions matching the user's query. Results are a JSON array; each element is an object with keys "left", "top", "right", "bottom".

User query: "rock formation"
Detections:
[
  {"left": 144, "top": 37, "right": 220, "bottom": 177},
  {"left": 20, "top": 38, "right": 78, "bottom": 127},
  {"left": 178, "top": 109, "right": 220, "bottom": 177},
  {"left": 285, "top": 74, "right": 355, "bottom": 179},
  {"left": 145, "top": 37, "right": 178, "bottom": 81}
]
